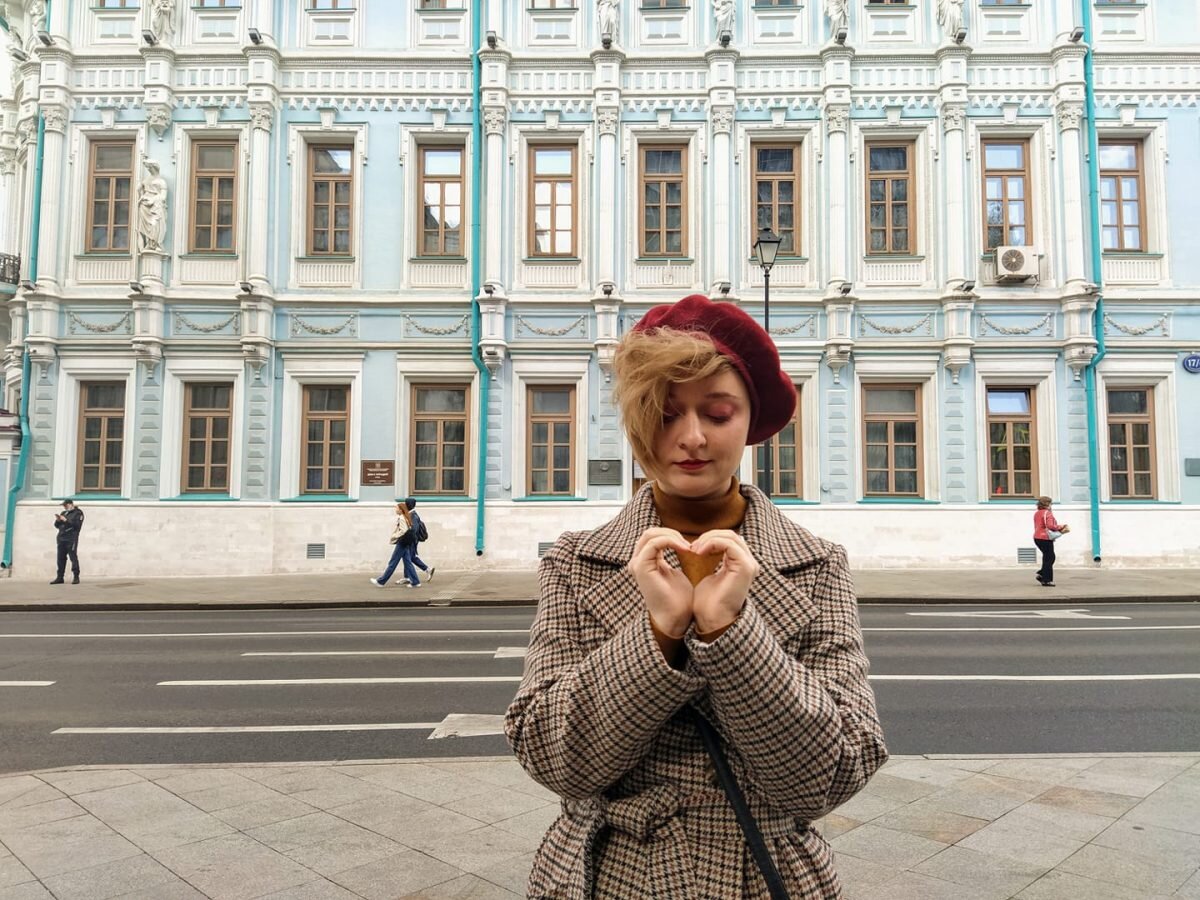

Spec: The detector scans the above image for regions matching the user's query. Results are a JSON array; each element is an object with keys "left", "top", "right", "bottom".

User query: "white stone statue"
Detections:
[
  {"left": 937, "top": 0, "right": 964, "bottom": 41},
  {"left": 824, "top": 0, "right": 849, "bottom": 36},
  {"left": 712, "top": 0, "right": 734, "bottom": 39},
  {"left": 26, "top": 0, "right": 46, "bottom": 51},
  {"left": 597, "top": 0, "right": 619, "bottom": 44},
  {"left": 136, "top": 158, "right": 168, "bottom": 253},
  {"left": 150, "top": 0, "right": 176, "bottom": 44}
]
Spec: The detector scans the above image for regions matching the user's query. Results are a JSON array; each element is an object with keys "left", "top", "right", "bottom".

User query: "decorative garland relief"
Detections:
[{"left": 978, "top": 312, "right": 1054, "bottom": 337}]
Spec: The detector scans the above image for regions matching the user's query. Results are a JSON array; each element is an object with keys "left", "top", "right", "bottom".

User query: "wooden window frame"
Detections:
[
  {"left": 308, "top": 0, "right": 352, "bottom": 8},
  {"left": 527, "top": 144, "right": 578, "bottom": 259},
  {"left": 195, "top": 0, "right": 241, "bottom": 7},
  {"left": 189, "top": 140, "right": 239, "bottom": 254},
  {"left": 756, "top": 0, "right": 800, "bottom": 5},
  {"left": 307, "top": 144, "right": 353, "bottom": 257},
  {"left": 95, "top": 0, "right": 136, "bottom": 6},
  {"left": 981, "top": 139, "right": 1032, "bottom": 251},
  {"left": 418, "top": 0, "right": 466, "bottom": 7},
  {"left": 526, "top": 385, "right": 576, "bottom": 496},
  {"left": 862, "top": 384, "right": 924, "bottom": 498},
  {"left": 751, "top": 142, "right": 802, "bottom": 257},
  {"left": 182, "top": 383, "right": 233, "bottom": 494},
  {"left": 1099, "top": 140, "right": 1146, "bottom": 253},
  {"left": 301, "top": 385, "right": 351, "bottom": 495},
  {"left": 867, "top": 0, "right": 908, "bottom": 5},
  {"left": 410, "top": 383, "right": 471, "bottom": 496},
  {"left": 86, "top": 140, "right": 135, "bottom": 254},
  {"left": 77, "top": 382, "right": 126, "bottom": 495},
  {"left": 642, "top": 0, "right": 687, "bottom": 7},
  {"left": 417, "top": 146, "right": 465, "bottom": 258},
  {"left": 986, "top": 387, "right": 1038, "bottom": 499},
  {"left": 755, "top": 383, "right": 803, "bottom": 498},
  {"left": 1107, "top": 387, "right": 1156, "bottom": 500},
  {"left": 865, "top": 141, "right": 916, "bottom": 256},
  {"left": 529, "top": 0, "right": 579, "bottom": 7},
  {"left": 639, "top": 144, "right": 689, "bottom": 258}
]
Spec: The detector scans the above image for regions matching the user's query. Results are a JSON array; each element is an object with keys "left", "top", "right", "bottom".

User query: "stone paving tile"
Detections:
[
  {"left": 874, "top": 760, "right": 980, "bottom": 789},
  {"left": 815, "top": 813, "right": 861, "bottom": 840},
  {"left": 0, "top": 798, "right": 86, "bottom": 833},
  {"left": 71, "top": 781, "right": 236, "bottom": 852},
  {"left": 344, "top": 764, "right": 494, "bottom": 806},
  {"left": 151, "top": 833, "right": 317, "bottom": 900},
  {"left": 0, "top": 778, "right": 45, "bottom": 809},
  {"left": 1061, "top": 758, "right": 1188, "bottom": 799},
  {"left": 830, "top": 791, "right": 906, "bottom": 824},
  {"left": 417, "top": 761, "right": 537, "bottom": 793},
  {"left": 858, "top": 772, "right": 939, "bottom": 804},
  {"left": 1014, "top": 869, "right": 1176, "bottom": 900},
  {"left": 831, "top": 852, "right": 899, "bottom": 892},
  {"left": 2, "top": 816, "right": 143, "bottom": 880},
  {"left": 993, "top": 798, "right": 1116, "bottom": 843},
  {"left": 417, "top": 825, "right": 539, "bottom": 876},
  {"left": 1057, "top": 842, "right": 1197, "bottom": 895},
  {"left": 830, "top": 823, "right": 949, "bottom": 870},
  {"left": 0, "top": 854, "right": 34, "bottom": 890},
  {"left": 1034, "top": 784, "right": 1141, "bottom": 818},
  {"left": 247, "top": 812, "right": 374, "bottom": 854},
  {"left": 853, "top": 869, "right": 1006, "bottom": 900},
  {"left": 39, "top": 852, "right": 181, "bottom": 900},
  {"left": 209, "top": 795, "right": 318, "bottom": 832},
  {"left": 0, "top": 787, "right": 66, "bottom": 811},
  {"left": 0, "top": 882, "right": 56, "bottom": 900},
  {"left": 1123, "top": 782, "right": 1200, "bottom": 836},
  {"left": 1091, "top": 818, "right": 1200, "bottom": 864},
  {"left": 324, "top": 792, "right": 440, "bottom": 840},
  {"left": 1176, "top": 868, "right": 1200, "bottom": 899},
  {"left": 441, "top": 786, "right": 556, "bottom": 826},
  {"left": 922, "top": 772, "right": 1053, "bottom": 821},
  {"left": 153, "top": 770, "right": 257, "bottom": 796},
  {"left": 488, "top": 803, "right": 561, "bottom": 845},
  {"left": 913, "top": 845, "right": 1048, "bottom": 898},
  {"left": 401, "top": 873, "right": 521, "bottom": 899},
  {"left": 868, "top": 798, "right": 989, "bottom": 844},
  {"left": 469, "top": 851, "right": 536, "bottom": 895},
  {"left": 253, "top": 879, "right": 365, "bottom": 899},
  {"left": 328, "top": 849, "right": 464, "bottom": 900},
  {"left": 108, "top": 879, "right": 209, "bottom": 900},
  {"left": 337, "top": 803, "right": 483, "bottom": 851},
  {"left": 982, "top": 757, "right": 1102, "bottom": 785},
  {"left": 281, "top": 830, "right": 406, "bottom": 877},
  {"left": 35, "top": 771, "right": 145, "bottom": 798},
  {"left": 156, "top": 773, "right": 286, "bottom": 814},
  {"left": 957, "top": 816, "right": 1086, "bottom": 868}
]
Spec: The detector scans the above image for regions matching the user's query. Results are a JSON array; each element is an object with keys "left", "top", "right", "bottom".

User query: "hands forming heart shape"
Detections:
[{"left": 630, "top": 526, "right": 760, "bottom": 639}]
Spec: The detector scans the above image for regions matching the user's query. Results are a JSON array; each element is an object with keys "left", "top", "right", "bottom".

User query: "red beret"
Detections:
[{"left": 632, "top": 294, "right": 797, "bottom": 445}]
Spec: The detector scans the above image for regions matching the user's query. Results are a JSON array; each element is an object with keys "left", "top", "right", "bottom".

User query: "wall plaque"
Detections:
[
  {"left": 588, "top": 458, "right": 623, "bottom": 486},
  {"left": 361, "top": 460, "right": 395, "bottom": 486}
]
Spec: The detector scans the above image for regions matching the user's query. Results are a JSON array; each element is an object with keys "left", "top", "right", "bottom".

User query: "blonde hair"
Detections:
[
  {"left": 612, "top": 327, "right": 732, "bottom": 478},
  {"left": 1036, "top": 496, "right": 1053, "bottom": 509}
]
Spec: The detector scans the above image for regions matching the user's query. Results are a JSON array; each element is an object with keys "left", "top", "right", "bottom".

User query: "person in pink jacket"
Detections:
[{"left": 1033, "top": 496, "right": 1069, "bottom": 586}]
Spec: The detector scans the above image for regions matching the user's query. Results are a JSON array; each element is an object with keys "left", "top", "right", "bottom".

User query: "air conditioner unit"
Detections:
[{"left": 995, "top": 246, "right": 1039, "bottom": 282}]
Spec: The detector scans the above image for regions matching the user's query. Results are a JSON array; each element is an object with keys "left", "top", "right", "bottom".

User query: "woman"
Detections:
[
  {"left": 1033, "top": 496, "right": 1068, "bottom": 587},
  {"left": 399, "top": 497, "right": 434, "bottom": 587},
  {"left": 505, "top": 294, "right": 887, "bottom": 898},
  {"left": 369, "top": 502, "right": 419, "bottom": 588}
]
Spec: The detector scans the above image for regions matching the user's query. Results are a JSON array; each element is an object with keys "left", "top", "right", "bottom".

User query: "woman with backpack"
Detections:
[{"left": 369, "top": 499, "right": 433, "bottom": 588}]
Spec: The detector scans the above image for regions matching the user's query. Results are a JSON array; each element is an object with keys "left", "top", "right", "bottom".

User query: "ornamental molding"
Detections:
[
  {"left": 978, "top": 312, "right": 1054, "bottom": 337},
  {"left": 1055, "top": 101, "right": 1083, "bottom": 131},
  {"left": 0, "top": 147, "right": 15, "bottom": 176},
  {"left": 940, "top": 103, "right": 966, "bottom": 132},
  {"left": 41, "top": 106, "right": 67, "bottom": 133},
  {"left": 769, "top": 316, "right": 817, "bottom": 338},
  {"left": 403, "top": 314, "right": 469, "bottom": 337},
  {"left": 596, "top": 107, "right": 619, "bottom": 136},
  {"left": 622, "top": 98, "right": 706, "bottom": 114},
  {"left": 512, "top": 99, "right": 594, "bottom": 115},
  {"left": 710, "top": 107, "right": 734, "bottom": 135},
  {"left": 825, "top": 105, "right": 850, "bottom": 135},
  {"left": 859, "top": 313, "right": 934, "bottom": 337},
  {"left": 1102, "top": 312, "right": 1170, "bottom": 337},
  {"left": 514, "top": 315, "right": 588, "bottom": 338},
  {"left": 146, "top": 103, "right": 172, "bottom": 139},
  {"left": 18, "top": 119, "right": 36, "bottom": 148},
  {"left": 67, "top": 310, "right": 133, "bottom": 335},
  {"left": 250, "top": 103, "right": 275, "bottom": 132},
  {"left": 289, "top": 314, "right": 358, "bottom": 337},
  {"left": 483, "top": 107, "right": 506, "bottom": 136},
  {"left": 736, "top": 97, "right": 819, "bottom": 113},
  {"left": 175, "top": 312, "right": 240, "bottom": 335}
]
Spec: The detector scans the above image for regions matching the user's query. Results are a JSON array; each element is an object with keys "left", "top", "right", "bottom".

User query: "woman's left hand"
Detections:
[{"left": 689, "top": 529, "right": 760, "bottom": 633}]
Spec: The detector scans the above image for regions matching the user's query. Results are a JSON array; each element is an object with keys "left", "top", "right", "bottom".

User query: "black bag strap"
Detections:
[{"left": 688, "top": 707, "right": 791, "bottom": 900}]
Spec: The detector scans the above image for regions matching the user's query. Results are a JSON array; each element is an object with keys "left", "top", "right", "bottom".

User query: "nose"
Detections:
[{"left": 675, "top": 412, "right": 706, "bottom": 451}]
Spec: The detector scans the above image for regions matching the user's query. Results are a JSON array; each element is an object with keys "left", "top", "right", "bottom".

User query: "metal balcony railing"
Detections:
[{"left": 0, "top": 254, "right": 20, "bottom": 287}]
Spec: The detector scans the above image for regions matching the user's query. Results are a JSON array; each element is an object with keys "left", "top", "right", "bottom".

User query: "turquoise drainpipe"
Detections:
[
  {"left": 468, "top": 0, "right": 488, "bottom": 556},
  {"left": 1081, "top": 0, "right": 1107, "bottom": 562}
]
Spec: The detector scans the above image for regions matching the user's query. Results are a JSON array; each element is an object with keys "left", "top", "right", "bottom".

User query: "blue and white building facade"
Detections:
[{"left": 0, "top": 0, "right": 1197, "bottom": 578}]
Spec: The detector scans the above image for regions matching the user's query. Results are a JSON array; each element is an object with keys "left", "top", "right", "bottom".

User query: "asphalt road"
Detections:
[{"left": 1, "top": 603, "right": 1197, "bottom": 774}]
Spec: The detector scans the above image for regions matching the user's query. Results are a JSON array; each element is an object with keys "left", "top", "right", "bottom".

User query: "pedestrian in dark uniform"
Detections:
[{"left": 51, "top": 500, "right": 84, "bottom": 585}]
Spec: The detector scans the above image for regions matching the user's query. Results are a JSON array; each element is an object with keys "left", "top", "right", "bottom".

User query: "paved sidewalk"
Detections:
[
  {"left": 1, "top": 754, "right": 1197, "bottom": 899},
  {"left": 1, "top": 567, "right": 1198, "bottom": 611}
]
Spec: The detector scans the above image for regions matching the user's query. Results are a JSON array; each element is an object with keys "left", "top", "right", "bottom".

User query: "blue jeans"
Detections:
[
  {"left": 378, "top": 541, "right": 410, "bottom": 585},
  {"left": 402, "top": 544, "right": 429, "bottom": 586}
]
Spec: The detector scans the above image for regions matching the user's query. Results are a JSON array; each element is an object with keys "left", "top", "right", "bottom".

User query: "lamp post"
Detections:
[{"left": 753, "top": 227, "right": 781, "bottom": 497}]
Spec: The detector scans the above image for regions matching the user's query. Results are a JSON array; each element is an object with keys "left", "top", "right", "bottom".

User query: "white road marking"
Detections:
[
  {"left": 494, "top": 647, "right": 528, "bottom": 658},
  {"left": 864, "top": 625, "right": 1200, "bottom": 633},
  {"left": 241, "top": 651, "right": 498, "bottom": 657},
  {"left": 428, "top": 713, "right": 507, "bottom": 740},
  {"left": 158, "top": 676, "right": 524, "bottom": 686},
  {"left": 53, "top": 723, "right": 440, "bottom": 735},
  {"left": 0, "top": 630, "right": 532, "bottom": 639},
  {"left": 0, "top": 681, "right": 55, "bottom": 687},
  {"left": 870, "top": 674, "right": 1200, "bottom": 682},
  {"left": 906, "top": 609, "right": 1131, "bottom": 620}
]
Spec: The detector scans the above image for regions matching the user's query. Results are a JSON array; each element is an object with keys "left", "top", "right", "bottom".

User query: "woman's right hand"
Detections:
[{"left": 630, "top": 527, "right": 695, "bottom": 637}]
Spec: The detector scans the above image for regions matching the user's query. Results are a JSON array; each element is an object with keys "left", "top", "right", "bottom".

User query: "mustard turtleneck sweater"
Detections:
[{"left": 648, "top": 477, "right": 748, "bottom": 661}]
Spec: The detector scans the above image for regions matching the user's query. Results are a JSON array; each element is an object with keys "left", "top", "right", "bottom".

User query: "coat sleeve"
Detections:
[
  {"left": 685, "top": 544, "right": 887, "bottom": 821},
  {"left": 504, "top": 535, "right": 705, "bottom": 800}
]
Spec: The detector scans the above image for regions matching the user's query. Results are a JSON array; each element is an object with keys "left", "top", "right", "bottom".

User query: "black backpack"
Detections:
[{"left": 414, "top": 514, "right": 429, "bottom": 543}]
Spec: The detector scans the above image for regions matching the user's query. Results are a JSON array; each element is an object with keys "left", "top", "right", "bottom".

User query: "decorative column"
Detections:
[
  {"left": 34, "top": 105, "right": 66, "bottom": 294},
  {"left": 246, "top": 103, "right": 274, "bottom": 293},
  {"left": 595, "top": 106, "right": 619, "bottom": 292},
  {"left": 1056, "top": 100, "right": 1088, "bottom": 290},
  {"left": 821, "top": 43, "right": 854, "bottom": 293},
  {"left": 482, "top": 106, "right": 507, "bottom": 296},
  {"left": 705, "top": 42, "right": 738, "bottom": 295},
  {"left": 0, "top": 146, "right": 16, "bottom": 262}
]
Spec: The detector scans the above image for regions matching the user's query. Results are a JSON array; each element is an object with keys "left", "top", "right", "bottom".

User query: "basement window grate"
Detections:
[
  {"left": 537, "top": 542, "right": 555, "bottom": 558},
  {"left": 306, "top": 543, "right": 326, "bottom": 560},
  {"left": 1017, "top": 547, "right": 1038, "bottom": 565}
]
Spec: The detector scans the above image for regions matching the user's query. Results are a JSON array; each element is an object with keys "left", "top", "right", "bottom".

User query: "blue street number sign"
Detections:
[{"left": 1184, "top": 355, "right": 1200, "bottom": 374}]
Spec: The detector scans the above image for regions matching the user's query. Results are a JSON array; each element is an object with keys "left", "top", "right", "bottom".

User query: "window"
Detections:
[
  {"left": 756, "top": 0, "right": 799, "bottom": 5},
  {"left": 866, "top": 143, "right": 914, "bottom": 255},
  {"left": 190, "top": 142, "right": 237, "bottom": 253},
  {"left": 87, "top": 142, "right": 134, "bottom": 253},
  {"left": 529, "top": 146, "right": 577, "bottom": 257},
  {"left": 308, "top": 145, "right": 352, "bottom": 256},
  {"left": 755, "top": 384, "right": 802, "bottom": 497},
  {"left": 183, "top": 383, "right": 232, "bottom": 493},
  {"left": 640, "top": 145, "right": 687, "bottom": 257},
  {"left": 419, "top": 147, "right": 464, "bottom": 257},
  {"left": 1099, "top": 142, "right": 1144, "bottom": 252},
  {"left": 863, "top": 385, "right": 922, "bottom": 497},
  {"left": 981, "top": 0, "right": 1023, "bottom": 4},
  {"left": 412, "top": 385, "right": 469, "bottom": 495},
  {"left": 308, "top": 0, "right": 352, "bottom": 7},
  {"left": 643, "top": 0, "right": 687, "bottom": 6},
  {"left": 867, "top": 0, "right": 907, "bottom": 4},
  {"left": 527, "top": 386, "right": 575, "bottom": 495},
  {"left": 302, "top": 385, "right": 350, "bottom": 494},
  {"left": 94, "top": 0, "right": 137, "bottom": 6},
  {"left": 982, "top": 140, "right": 1030, "bottom": 250},
  {"left": 419, "top": 0, "right": 465, "bottom": 6},
  {"left": 986, "top": 388, "right": 1036, "bottom": 497},
  {"left": 77, "top": 383, "right": 125, "bottom": 493},
  {"left": 529, "top": 0, "right": 578, "bottom": 6},
  {"left": 195, "top": 0, "right": 241, "bottom": 6},
  {"left": 753, "top": 144, "right": 800, "bottom": 256},
  {"left": 1107, "top": 388, "right": 1155, "bottom": 499}
]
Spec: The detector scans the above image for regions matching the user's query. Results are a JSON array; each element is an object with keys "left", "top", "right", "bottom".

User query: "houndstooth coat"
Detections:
[{"left": 505, "top": 483, "right": 888, "bottom": 899}]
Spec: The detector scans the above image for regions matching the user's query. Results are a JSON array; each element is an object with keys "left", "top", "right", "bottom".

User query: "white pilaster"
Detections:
[
  {"left": 595, "top": 107, "right": 618, "bottom": 291},
  {"left": 1057, "top": 101, "right": 1087, "bottom": 288},
  {"left": 821, "top": 44, "right": 854, "bottom": 290},
  {"left": 34, "top": 105, "right": 64, "bottom": 293},
  {"left": 247, "top": 104, "right": 274, "bottom": 291},
  {"left": 483, "top": 106, "right": 505, "bottom": 292}
]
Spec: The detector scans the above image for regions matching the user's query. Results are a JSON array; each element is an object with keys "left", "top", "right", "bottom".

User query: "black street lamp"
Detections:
[{"left": 753, "top": 227, "right": 781, "bottom": 497}]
